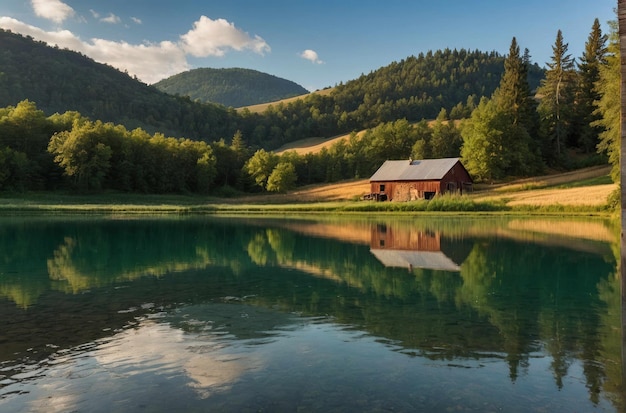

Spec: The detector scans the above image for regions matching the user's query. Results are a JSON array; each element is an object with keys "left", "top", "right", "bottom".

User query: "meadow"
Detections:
[{"left": 0, "top": 165, "right": 615, "bottom": 215}]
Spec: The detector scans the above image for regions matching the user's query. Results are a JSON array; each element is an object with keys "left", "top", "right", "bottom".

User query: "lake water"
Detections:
[{"left": 0, "top": 215, "right": 624, "bottom": 412}]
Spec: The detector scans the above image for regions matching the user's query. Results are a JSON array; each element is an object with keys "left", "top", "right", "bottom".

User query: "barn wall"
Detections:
[
  {"left": 391, "top": 181, "right": 441, "bottom": 201},
  {"left": 371, "top": 181, "right": 441, "bottom": 201},
  {"left": 440, "top": 163, "right": 473, "bottom": 195}
]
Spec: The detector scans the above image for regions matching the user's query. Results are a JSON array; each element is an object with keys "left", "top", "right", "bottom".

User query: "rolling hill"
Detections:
[
  {"left": 0, "top": 29, "right": 238, "bottom": 141},
  {"left": 154, "top": 68, "right": 309, "bottom": 107}
]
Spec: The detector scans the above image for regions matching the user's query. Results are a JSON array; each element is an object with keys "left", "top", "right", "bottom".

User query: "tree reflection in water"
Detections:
[{"left": 0, "top": 215, "right": 623, "bottom": 411}]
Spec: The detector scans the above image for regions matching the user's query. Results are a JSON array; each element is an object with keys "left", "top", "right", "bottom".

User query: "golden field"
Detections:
[{"left": 256, "top": 165, "right": 615, "bottom": 206}]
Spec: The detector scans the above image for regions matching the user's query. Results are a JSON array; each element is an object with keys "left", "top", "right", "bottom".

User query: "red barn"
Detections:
[{"left": 368, "top": 158, "right": 473, "bottom": 201}]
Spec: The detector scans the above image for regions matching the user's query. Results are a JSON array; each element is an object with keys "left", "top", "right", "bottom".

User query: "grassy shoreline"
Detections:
[{"left": 0, "top": 191, "right": 615, "bottom": 217}]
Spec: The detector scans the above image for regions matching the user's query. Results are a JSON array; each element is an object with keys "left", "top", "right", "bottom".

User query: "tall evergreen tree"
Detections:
[
  {"left": 537, "top": 30, "right": 576, "bottom": 164},
  {"left": 594, "top": 20, "right": 620, "bottom": 182},
  {"left": 575, "top": 18, "right": 608, "bottom": 153},
  {"left": 490, "top": 37, "right": 542, "bottom": 174},
  {"left": 521, "top": 48, "right": 541, "bottom": 140}
]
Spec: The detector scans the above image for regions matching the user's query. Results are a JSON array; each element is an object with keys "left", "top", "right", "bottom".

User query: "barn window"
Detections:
[{"left": 379, "top": 184, "right": 385, "bottom": 192}]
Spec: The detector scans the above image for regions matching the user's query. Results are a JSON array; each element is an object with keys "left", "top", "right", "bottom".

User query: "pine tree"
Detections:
[
  {"left": 537, "top": 30, "right": 576, "bottom": 164},
  {"left": 490, "top": 38, "right": 542, "bottom": 174},
  {"left": 521, "top": 48, "right": 540, "bottom": 140},
  {"left": 575, "top": 18, "right": 608, "bottom": 153},
  {"left": 594, "top": 21, "right": 620, "bottom": 182}
]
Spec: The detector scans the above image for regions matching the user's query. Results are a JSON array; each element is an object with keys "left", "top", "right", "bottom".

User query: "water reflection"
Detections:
[
  {"left": 0, "top": 215, "right": 623, "bottom": 412},
  {"left": 370, "top": 223, "right": 463, "bottom": 271}
]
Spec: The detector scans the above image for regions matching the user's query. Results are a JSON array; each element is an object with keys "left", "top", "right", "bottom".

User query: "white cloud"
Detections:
[
  {"left": 0, "top": 17, "right": 189, "bottom": 84},
  {"left": 180, "top": 15, "right": 270, "bottom": 57},
  {"left": 131, "top": 17, "right": 142, "bottom": 25},
  {"left": 89, "top": 9, "right": 100, "bottom": 19},
  {"left": 31, "top": 0, "right": 75, "bottom": 24},
  {"left": 300, "top": 49, "right": 323, "bottom": 64},
  {"left": 100, "top": 13, "right": 121, "bottom": 24}
]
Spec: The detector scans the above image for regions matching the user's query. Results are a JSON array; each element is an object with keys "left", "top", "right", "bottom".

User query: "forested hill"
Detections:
[
  {"left": 237, "top": 48, "right": 545, "bottom": 148},
  {"left": 0, "top": 29, "right": 238, "bottom": 141},
  {"left": 154, "top": 68, "right": 309, "bottom": 107},
  {"left": 330, "top": 48, "right": 544, "bottom": 125},
  {"left": 0, "top": 29, "right": 545, "bottom": 150}
]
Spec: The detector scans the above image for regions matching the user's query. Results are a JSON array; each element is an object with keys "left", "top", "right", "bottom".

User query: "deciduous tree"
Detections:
[
  {"left": 244, "top": 149, "right": 279, "bottom": 189},
  {"left": 266, "top": 162, "right": 297, "bottom": 193}
]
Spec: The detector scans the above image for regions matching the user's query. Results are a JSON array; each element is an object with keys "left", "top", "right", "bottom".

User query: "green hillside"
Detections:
[
  {"left": 237, "top": 49, "right": 545, "bottom": 149},
  {"left": 0, "top": 29, "right": 238, "bottom": 141},
  {"left": 0, "top": 29, "right": 546, "bottom": 153},
  {"left": 154, "top": 68, "right": 309, "bottom": 107}
]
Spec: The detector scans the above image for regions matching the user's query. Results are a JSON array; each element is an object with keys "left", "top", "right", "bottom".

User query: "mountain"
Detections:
[
  {"left": 153, "top": 68, "right": 309, "bottom": 107},
  {"left": 0, "top": 29, "right": 238, "bottom": 141}
]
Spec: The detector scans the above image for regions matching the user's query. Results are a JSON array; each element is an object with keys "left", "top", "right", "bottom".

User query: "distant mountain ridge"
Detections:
[{"left": 154, "top": 68, "right": 309, "bottom": 107}]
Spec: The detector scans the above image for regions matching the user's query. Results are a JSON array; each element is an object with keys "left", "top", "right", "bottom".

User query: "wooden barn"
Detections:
[{"left": 368, "top": 158, "right": 472, "bottom": 201}]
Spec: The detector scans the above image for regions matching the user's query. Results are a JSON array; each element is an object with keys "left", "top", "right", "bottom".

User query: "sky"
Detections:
[{"left": 0, "top": 0, "right": 616, "bottom": 92}]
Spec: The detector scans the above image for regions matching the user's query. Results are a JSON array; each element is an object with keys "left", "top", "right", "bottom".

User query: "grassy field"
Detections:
[
  {"left": 275, "top": 131, "right": 363, "bottom": 155},
  {"left": 0, "top": 165, "right": 615, "bottom": 215},
  {"left": 238, "top": 87, "right": 334, "bottom": 114},
  {"left": 236, "top": 165, "right": 615, "bottom": 206}
]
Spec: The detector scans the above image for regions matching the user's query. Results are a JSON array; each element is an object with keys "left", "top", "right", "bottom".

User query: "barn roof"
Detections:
[{"left": 370, "top": 158, "right": 462, "bottom": 182}]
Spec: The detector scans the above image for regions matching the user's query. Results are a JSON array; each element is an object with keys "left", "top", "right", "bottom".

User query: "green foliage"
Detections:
[
  {"left": 238, "top": 49, "right": 544, "bottom": 150},
  {"left": 594, "top": 20, "right": 619, "bottom": 183},
  {"left": 575, "top": 19, "right": 608, "bottom": 153},
  {"left": 244, "top": 149, "right": 280, "bottom": 189},
  {"left": 430, "top": 109, "right": 462, "bottom": 158},
  {"left": 0, "top": 23, "right": 615, "bottom": 193},
  {"left": 537, "top": 30, "right": 577, "bottom": 164},
  {"left": 266, "top": 162, "right": 298, "bottom": 193},
  {"left": 0, "top": 29, "right": 238, "bottom": 141},
  {"left": 48, "top": 121, "right": 117, "bottom": 190},
  {"left": 154, "top": 68, "right": 308, "bottom": 107},
  {"left": 460, "top": 97, "right": 509, "bottom": 182},
  {"left": 0, "top": 147, "right": 30, "bottom": 190},
  {"left": 0, "top": 30, "right": 549, "bottom": 153},
  {"left": 47, "top": 117, "right": 218, "bottom": 193},
  {"left": 0, "top": 99, "right": 69, "bottom": 190},
  {"left": 460, "top": 37, "right": 545, "bottom": 182}
]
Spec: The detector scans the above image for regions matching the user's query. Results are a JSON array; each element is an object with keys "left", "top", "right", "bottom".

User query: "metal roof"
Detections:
[{"left": 369, "top": 158, "right": 461, "bottom": 182}]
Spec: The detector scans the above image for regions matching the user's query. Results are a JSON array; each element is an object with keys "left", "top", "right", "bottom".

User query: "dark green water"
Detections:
[{"left": 0, "top": 215, "right": 623, "bottom": 412}]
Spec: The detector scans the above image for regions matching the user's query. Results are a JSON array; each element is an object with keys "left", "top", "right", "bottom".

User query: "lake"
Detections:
[{"left": 0, "top": 214, "right": 623, "bottom": 412}]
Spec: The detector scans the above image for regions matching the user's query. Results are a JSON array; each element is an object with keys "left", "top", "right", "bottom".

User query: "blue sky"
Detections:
[{"left": 0, "top": 0, "right": 616, "bottom": 91}]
